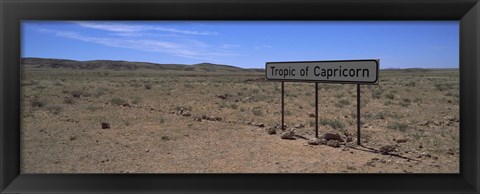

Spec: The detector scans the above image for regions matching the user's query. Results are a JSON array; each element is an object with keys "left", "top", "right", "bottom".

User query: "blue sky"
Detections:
[{"left": 22, "top": 21, "right": 459, "bottom": 69}]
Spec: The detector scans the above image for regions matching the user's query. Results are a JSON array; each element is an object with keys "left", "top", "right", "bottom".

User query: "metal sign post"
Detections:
[
  {"left": 357, "top": 84, "right": 361, "bottom": 145},
  {"left": 266, "top": 59, "right": 379, "bottom": 143},
  {"left": 315, "top": 83, "right": 319, "bottom": 138},
  {"left": 281, "top": 81, "right": 285, "bottom": 130}
]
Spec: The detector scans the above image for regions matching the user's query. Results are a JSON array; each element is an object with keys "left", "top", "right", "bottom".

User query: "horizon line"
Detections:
[{"left": 21, "top": 57, "right": 459, "bottom": 70}]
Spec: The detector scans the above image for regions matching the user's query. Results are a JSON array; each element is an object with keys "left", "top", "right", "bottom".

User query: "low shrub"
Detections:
[
  {"left": 319, "top": 117, "right": 345, "bottom": 129},
  {"left": 86, "top": 105, "right": 98, "bottom": 112},
  {"left": 70, "top": 90, "right": 86, "bottom": 98},
  {"left": 46, "top": 105, "right": 62, "bottom": 115},
  {"left": 385, "top": 93, "right": 395, "bottom": 99},
  {"left": 387, "top": 122, "right": 409, "bottom": 132},
  {"left": 64, "top": 97, "right": 75, "bottom": 104},
  {"left": 110, "top": 98, "right": 127, "bottom": 106},
  {"left": 144, "top": 83, "right": 152, "bottom": 90},
  {"left": 252, "top": 107, "right": 263, "bottom": 116},
  {"left": 336, "top": 99, "right": 350, "bottom": 108},
  {"left": 131, "top": 96, "right": 141, "bottom": 104},
  {"left": 31, "top": 98, "right": 46, "bottom": 108}
]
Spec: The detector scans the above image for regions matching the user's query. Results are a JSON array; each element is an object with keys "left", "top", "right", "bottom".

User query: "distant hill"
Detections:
[
  {"left": 21, "top": 58, "right": 264, "bottom": 73},
  {"left": 381, "top": 68, "right": 431, "bottom": 73},
  {"left": 381, "top": 67, "right": 458, "bottom": 72}
]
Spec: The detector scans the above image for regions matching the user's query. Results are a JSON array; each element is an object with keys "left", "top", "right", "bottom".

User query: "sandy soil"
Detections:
[{"left": 20, "top": 68, "right": 459, "bottom": 173}]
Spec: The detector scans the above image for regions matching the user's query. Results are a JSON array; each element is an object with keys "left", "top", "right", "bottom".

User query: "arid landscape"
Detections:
[{"left": 20, "top": 58, "right": 459, "bottom": 173}]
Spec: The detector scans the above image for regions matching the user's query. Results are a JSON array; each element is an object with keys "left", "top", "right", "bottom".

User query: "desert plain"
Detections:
[{"left": 20, "top": 58, "right": 459, "bottom": 173}]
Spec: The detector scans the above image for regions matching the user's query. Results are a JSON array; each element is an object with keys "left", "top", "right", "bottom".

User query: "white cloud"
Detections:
[
  {"left": 254, "top": 44, "right": 272, "bottom": 50},
  {"left": 112, "top": 32, "right": 145, "bottom": 37},
  {"left": 71, "top": 21, "right": 218, "bottom": 36},
  {"left": 220, "top": 44, "right": 240, "bottom": 49},
  {"left": 154, "top": 26, "right": 218, "bottom": 36},
  {"left": 37, "top": 28, "right": 235, "bottom": 62},
  {"left": 73, "top": 22, "right": 143, "bottom": 32}
]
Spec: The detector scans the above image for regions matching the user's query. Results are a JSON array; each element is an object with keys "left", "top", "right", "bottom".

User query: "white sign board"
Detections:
[{"left": 266, "top": 59, "right": 379, "bottom": 84}]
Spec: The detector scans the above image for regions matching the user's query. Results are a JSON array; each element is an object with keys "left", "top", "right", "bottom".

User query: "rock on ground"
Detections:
[
  {"left": 294, "top": 124, "right": 305, "bottom": 128},
  {"left": 216, "top": 94, "right": 230, "bottom": 99},
  {"left": 379, "top": 145, "right": 396, "bottom": 155},
  {"left": 266, "top": 127, "right": 276, "bottom": 135},
  {"left": 346, "top": 136, "right": 353, "bottom": 143},
  {"left": 101, "top": 122, "right": 110, "bottom": 129},
  {"left": 308, "top": 138, "right": 321, "bottom": 145},
  {"left": 326, "top": 140, "right": 340, "bottom": 147},
  {"left": 323, "top": 133, "right": 344, "bottom": 142},
  {"left": 280, "top": 130, "right": 295, "bottom": 140},
  {"left": 201, "top": 115, "right": 222, "bottom": 121},
  {"left": 395, "top": 138, "right": 408, "bottom": 143},
  {"left": 320, "top": 139, "right": 328, "bottom": 145}
]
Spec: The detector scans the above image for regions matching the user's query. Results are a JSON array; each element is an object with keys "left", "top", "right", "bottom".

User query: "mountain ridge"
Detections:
[
  {"left": 21, "top": 57, "right": 264, "bottom": 73},
  {"left": 22, "top": 58, "right": 458, "bottom": 72}
]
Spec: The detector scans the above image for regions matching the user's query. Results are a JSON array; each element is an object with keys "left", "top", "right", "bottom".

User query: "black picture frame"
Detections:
[{"left": 1, "top": 0, "right": 479, "bottom": 193}]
